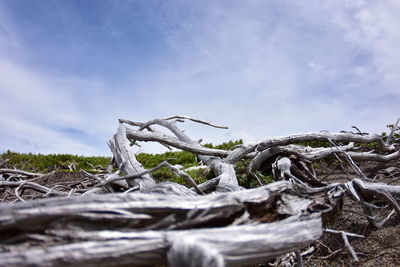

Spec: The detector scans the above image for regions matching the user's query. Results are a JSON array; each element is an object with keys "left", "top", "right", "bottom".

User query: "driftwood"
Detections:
[
  {"left": 1, "top": 116, "right": 400, "bottom": 266},
  {"left": 0, "top": 181, "right": 338, "bottom": 266}
]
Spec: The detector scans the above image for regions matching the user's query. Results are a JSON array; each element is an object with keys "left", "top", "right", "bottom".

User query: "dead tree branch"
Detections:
[{"left": 1, "top": 116, "right": 400, "bottom": 266}]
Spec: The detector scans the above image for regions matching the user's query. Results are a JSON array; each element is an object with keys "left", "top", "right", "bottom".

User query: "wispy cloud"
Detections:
[
  {"left": 0, "top": 1, "right": 398, "bottom": 155},
  {"left": 330, "top": 0, "right": 400, "bottom": 95},
  {"left": 128, "top": 1, "right": 399, "bottom": 140},
  {"left": 0, "top": 59, "right": 106, "bottom": 154}
]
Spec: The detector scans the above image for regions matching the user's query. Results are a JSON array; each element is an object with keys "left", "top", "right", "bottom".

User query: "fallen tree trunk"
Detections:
[
  {"left": 1, "top": 116, "right": 399, "bottom": 266},
  {"left": 0, "top": 181, "right": 344, "bottom": 232},
  {"left": 0, "top": 219, "right": 322, "bottom": 267},
  {"left": 0, "top": 180, "right": 340, "bottom": 266}
]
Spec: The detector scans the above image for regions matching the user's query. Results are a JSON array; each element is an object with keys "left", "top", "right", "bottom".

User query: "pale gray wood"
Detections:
[
  {"left": 108, "top": 124, "right": 155, "bottom": 189},
  {"left": 0, "top": 168, "right": 44, "bottom": 177},
  {"left": 0, "top": 236, "right": 166, "bottom": 267},
  {"left": 249, "top": 144, "right": 355, "bottom": 172},
  {"left": 0, "top": 218, "right": 322, "bottom": 267},
  {"left": 386, "top": 118, "right": 400, "bottom": 145},
  {"left": 2, "top": 117, "right": 399, "bottom": 266},
  {"left": 125, "top": 128, "right": 227, "bottom": 157},
  {"left": 347, "top": 150, "right": 400, "bottom": 162},
  {"left": 255, "top": 132, "right": 389, "bottom": 151},
  {"left": 161, "top": 115, "right": 229, "bottom": 129},
  {"left": 0, "top": 180, "right": 346, "bottom": 235},
  {"left": 0, "top": 178, "right": 339, "bottom": 266},
  {"left": 167, "top": 218, "right": 322, "bottom": 267},
  {"left": 122, "top": 118, "right": 239, "bottom": 190}
]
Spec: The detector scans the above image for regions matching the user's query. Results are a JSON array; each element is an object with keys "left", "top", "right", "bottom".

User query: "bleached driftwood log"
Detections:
[
  {"left": 0, "top": 219, "right": 322, "bottom": 267},
  {"left": 0, "top": 116, "right": 399, "bottom": 266},
  {"left": 0, "top": 180, "right": 343, "bottom": 266}
]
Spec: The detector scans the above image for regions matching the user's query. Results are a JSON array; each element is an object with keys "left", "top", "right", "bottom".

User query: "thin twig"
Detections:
[
  {"left": 374, "top": 209, "right": 396, "bottom": 228},
  {"left": 81, "top": 169, "right": 103, "bottom": 181},
  {"left": 324, "top": 228, "right": 365, "bottom": 238},
  {"left": 123, "top": 185, "right": 140, "bottom": 194},
  {"left": 317, "top": 248, "right": 342, "bottom": 259},
  {"left": 341, "top": 231, "right": 359, "bottom": 261},
  {"left": 328, "top": 139, "right": 368, "bottom": 180},
  {"left": 165, "top": 162, "right": 205, "bottom": 195},
  {"left": 0, "top": 168, "right": 43, "bottom": 177},
  {"left": 118, "top": 118, "right": 173, "bottom": 150},
  {"left": 15, "top": 182, "right": 26, "bottom": 202},
  {"left": 1, "top": 180, "right": 67, "bottom": 198},
  {"left": 295, "top": 250, "right": 304, "bottom": 267},
  {"left": 324, "top": 228, "right": 364, "bottom": 261},
  {"left": 319, "top": 164, "right": 341, "bottom": 182},
  {"left": 95, "top": 160, "right": 204, "bottom": 194},
  {"left": 96, "top": 161, "right": 171, "bottom": 187},
  {"left": 351, "top": 126, "right": 365, "bottom": 135},
  {"left": 161, "top": 115, "right": 228, "bottom": 129},
  {"left": 386, "top": 118, "right": 400, "bottom": 145}
]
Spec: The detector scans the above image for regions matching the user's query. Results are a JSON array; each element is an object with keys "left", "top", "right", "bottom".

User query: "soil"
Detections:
[
  {"left": 304, "top": 199, "right": 400, "bottom": 266},
  {"left": 0, "top": 171, "right": 97, "bottom": 202},
  {"left": 304, "top": 162, "right": 400, "bottom": 267},
  {"left": 1, "top": 162, "right": 400, "bottom": 266}
]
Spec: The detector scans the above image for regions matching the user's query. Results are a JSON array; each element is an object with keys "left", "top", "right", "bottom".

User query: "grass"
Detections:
[
  {"left": 0, "top": 139, "right": 262, "bottom": 187},
  {"left": 4, "top": 133, "right": 387, "bottom": 188},
  {"left": 0, "top": 150, "right": 111, "bottom": 173}
]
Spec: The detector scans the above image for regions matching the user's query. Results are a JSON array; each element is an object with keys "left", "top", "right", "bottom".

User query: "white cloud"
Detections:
[
  {"left": 0, "top": 59, "right": 108, "bottom": 155},
  {"left": 117, "top": 1, "right": 398, "bottom": 149},
  {"left": 349, "top": 2, "right": 400, "bottom": 94},
  {"left": 0, "top": 115, "right": 99, "bottom": 155},
  {"left": 294, "top": 0, "right": 400, "bottom": 96},
  {"left": 129, "top": 1, "right": 397, "bottom": 136},
  {"left": 0, "top": 60, "right": 81, "bottom": 125},
  {"left": 0, "top": 1, "right": 398, "bottom": 155}
]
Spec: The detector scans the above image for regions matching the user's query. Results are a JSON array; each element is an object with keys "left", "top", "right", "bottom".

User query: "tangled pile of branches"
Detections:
[{"left": 0, "top": 116, "right": 399, "bottom": 266}]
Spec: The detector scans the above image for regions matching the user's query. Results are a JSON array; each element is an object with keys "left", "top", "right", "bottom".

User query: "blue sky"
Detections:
[{"left": 0, "top": 0, "right": 399, "bottom": 155}]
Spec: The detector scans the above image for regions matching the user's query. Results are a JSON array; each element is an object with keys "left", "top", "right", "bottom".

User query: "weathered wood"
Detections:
[
  {"left": 255, "top": 132, "right": 389, "bottom": 151},
  {"left": 0, "top": 178, "right": 341, "bottom": 266},
  {"left": 122, "top": 118, "right": 239, "bottom": 190},
  {"left": 1, "top": 116, "right": 400, "bottom": 266},
  {"left": 0, "top": 181, "right": 342, "bottom": 233},
  {"left": 108, "top": 124, "right": 155, "bottom": 189},
  {"left": 0, "top": 168, "right": 44, "bottom": 177},
  {"left": 386, "top": 118, "right": 400, "bottom": 145},
  {"left": 0, "top": 234, "right": 166, "bottom": 267},
  {"left": 0, "top": 218, "right": 322, "bottom": 267},
  {"left": 167, "top": 218, "right": 322, "bottom": 267},
  {"left": 125, "top": 128, "right": 228, "bottom": 157},
  {"left": 0, "top": 181, "right": 67, "bottom": 198}
]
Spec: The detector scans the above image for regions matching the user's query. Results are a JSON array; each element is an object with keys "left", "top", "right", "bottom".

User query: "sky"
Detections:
[{"left": 0, "top": 0, "right": 399, "bottom": 156}]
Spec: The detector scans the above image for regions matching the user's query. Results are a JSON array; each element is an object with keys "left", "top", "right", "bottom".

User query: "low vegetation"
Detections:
[
  {"left": 1, "top": 116, "right": 399, "bottom": 266},
  {"left": 1, "top": 135, "right": 391, "bottom": 189},
  {"left": 1, "top": 139, "right": 265, "bottom": 187}
]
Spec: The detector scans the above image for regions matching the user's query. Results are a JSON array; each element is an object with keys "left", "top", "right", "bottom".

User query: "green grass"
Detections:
[
  {"left": 4, "top": 133, "right": 382, "bottom": 189},
  {"left": 0, "top": 150, "right": 111, "bottom": 173},
  {"left": 0, "top": 140, "right": 252, "bottom": 186}
]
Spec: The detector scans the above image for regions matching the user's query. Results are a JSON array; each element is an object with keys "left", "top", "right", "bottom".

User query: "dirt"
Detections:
[
  {"left": 304, "top": 200, "right": 400, "bottom": 266},
  {"left": 0, "top": 171, "right": 97, "bottom": 202},
  {"left": 304, "top": 162, "right": 400, "bottom": 267},
  {"left": 1, "top": 163, "right": 400, "bottom": 266}
]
